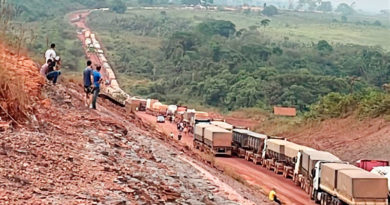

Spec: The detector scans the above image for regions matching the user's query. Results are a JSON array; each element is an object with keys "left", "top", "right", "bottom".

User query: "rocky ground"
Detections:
[{"left": 0, "top": 75, "right": 270, "bottom": 204}]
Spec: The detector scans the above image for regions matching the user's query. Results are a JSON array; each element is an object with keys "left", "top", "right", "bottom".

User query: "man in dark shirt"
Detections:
[
  {"left": 83, "top": 60, "right": 93, "bottom": 107},
  {"left": 91, "top": 66, "right": 102, "bottom": 110}
]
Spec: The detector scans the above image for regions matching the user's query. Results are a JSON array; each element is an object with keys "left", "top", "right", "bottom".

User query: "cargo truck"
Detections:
[
  {"left": 243, "top": 131, "right": 267, "bottom": 164},
  {"left": 294, "top": 149, "right": 341, "bottom": 194},
  {"left": 203, "top": 125, "right": 233, "bottom": 156},
  {"left": 371, "top": 167, "right": 390, "bottom": 204},
  {"left": 313, "top": 163, "right": 389, "bottom": 205},
  {"left": 282, "top": 143, "right": 312, "bottom": 178},
  {"left": 193, "top": 123, "right": 211, "bottom": 150},
  {"left": 232, "top": 129, "right": 251, "bottom": 158},
  {"left": 357, "top": 160, "right": 389, "bottom": 172}
]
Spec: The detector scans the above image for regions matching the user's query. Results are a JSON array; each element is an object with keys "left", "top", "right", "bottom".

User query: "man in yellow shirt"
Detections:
[{"left": 269, "top": 188, "right": 281, "bottom": 204}]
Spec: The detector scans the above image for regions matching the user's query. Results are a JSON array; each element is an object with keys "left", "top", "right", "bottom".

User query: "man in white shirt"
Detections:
[{"left": 45, "top": 43, "right": 56, "bottom": 62}]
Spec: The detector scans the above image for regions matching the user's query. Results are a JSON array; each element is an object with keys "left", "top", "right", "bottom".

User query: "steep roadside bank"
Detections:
[
  {"left": 0, "top": 68, "right": 264, "bottom": 204},
  {"left": 280, "top": 115, "right": 390, "bottom": 163}
]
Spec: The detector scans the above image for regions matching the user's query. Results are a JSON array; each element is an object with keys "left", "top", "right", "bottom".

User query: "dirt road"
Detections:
[
  {"left": 136, "top": 112, "right": 314, "bottom": 205},
  {"left": 71, "top": 9, "right": 314, "bottom": 204}
]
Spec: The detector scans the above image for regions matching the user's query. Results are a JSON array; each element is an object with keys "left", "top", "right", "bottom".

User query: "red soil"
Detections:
[
  {"left": 282, "top": 116, "right": 390, "bottom": 163},
  {"left": 136, "top": 111, "right": 314, "bottom": 205}
]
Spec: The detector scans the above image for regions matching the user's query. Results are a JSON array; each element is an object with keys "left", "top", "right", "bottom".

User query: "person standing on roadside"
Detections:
[
  {"left": 91, "top": 66, "right": 102, "bottom": 110},
  {"left": 83, "top": 60, "right": 93, "bottom": 107},
  {"left": 178, "top": 132, "right": 182, "bottom": 141},
  {"left": 45, "top": 43, "right": 56, "bottom": 63}
]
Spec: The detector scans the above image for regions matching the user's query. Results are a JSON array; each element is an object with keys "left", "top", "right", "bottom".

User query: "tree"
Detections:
[
  {"left": 373, "top": 20, "right": 382, "bottom": 26},
  {"left": 317, "top": 40, "right": 333, "bottom": 52},
  {"left": 111, "top": 0, "right": 126, "bottom": 14},
  {"left": 262, "top": 5, "right": 278, "bottom": 16},
  {"left": 341, "top": 15, "right": 347, "bottom": 22},
  {"left": 317, "top": 1, "right": 332, "bottom": 12},
  {"left": 260, "top": 19, "right": 271, "bottom": 29},
  {"left": 336, "top": 3, "right": 355, "bottom": 16},
  {"left": 197, "top": 20, "right": 236, "bottom": 38}
]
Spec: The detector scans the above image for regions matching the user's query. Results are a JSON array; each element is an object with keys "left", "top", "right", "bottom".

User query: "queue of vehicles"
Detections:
[
  {"left": 191, "top": 120, "right": 390, "bottom": 205},
  {"left": 81, "top": 26, "right": 389, "bottom": 205}
]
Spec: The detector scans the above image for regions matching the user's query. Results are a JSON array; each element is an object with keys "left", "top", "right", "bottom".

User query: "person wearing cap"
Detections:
[{"left": 45, "top": 43, "right": 57, "bottom": 62}]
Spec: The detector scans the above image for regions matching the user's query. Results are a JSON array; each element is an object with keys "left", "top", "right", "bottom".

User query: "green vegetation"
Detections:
[
  {"left": 306, "top": 89, "right": 390, "bottom": 119},
  {"left": 262, "top": 5, "right": 278, "bottom": 16},
  {"left": 4, "top": 0, "right": 390, "bottom": 119},
  {"left": 88, "top": 8, "right": 390, "bottom": 115}
]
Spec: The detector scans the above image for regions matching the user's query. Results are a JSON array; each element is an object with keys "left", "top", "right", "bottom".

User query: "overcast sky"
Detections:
[{"left": 326, "top": 0, "right": 389, "bottom": 13}]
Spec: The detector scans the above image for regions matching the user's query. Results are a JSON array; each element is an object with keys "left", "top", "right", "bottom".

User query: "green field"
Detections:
[{"left": 107, "top": 9, "right": 390, "bottom": 49}]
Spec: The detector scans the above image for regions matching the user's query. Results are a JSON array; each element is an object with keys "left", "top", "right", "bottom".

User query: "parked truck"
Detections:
[
  {"left": 294, "top": 149, "right": 341, "bottom": 194},
  {"left": 371, "top": 166, "right": 390, "bottom": 203},
  {"left": 203, "top": 125, "right": 233, "bottom": 156},
  {"left": 357, "top": 160, "right": 389, "bottom": 171},
  {"left": 313, "top": 163, "right": 389, "bottom": 205},
  {"left": 193, "top": 123, "right": 211, "bottom": 150}
]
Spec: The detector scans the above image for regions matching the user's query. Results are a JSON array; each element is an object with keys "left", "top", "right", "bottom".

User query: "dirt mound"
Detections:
[
  {"left": 0, "top": 43, "right": 44, "bottom": 125},
  {"left": 281, "top": 115, "right": 390, "bottom": 163}
]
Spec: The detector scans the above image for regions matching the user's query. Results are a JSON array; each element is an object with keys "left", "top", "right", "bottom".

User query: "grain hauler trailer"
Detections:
[
  {"left": 210, "top": 121, "right": 233, "bottom": 131},
  {"left": 314, "top": 167, "right": 389, "bottom": 205},
  {"left": 282, "top": 143, "right": 313, "bottom": 179},
  {"left": 193, "top": 123, "right": 211, "bottom": 150},
  {"left": 189, "top": 112, "right": 211, "bottom": 133},
  {"left": 294, "top": 149, "right": 341, "bottom": 194},
  {"left": 244, "top": 131, "right": 268, "bottom": 164},
  {"left": 232, "top": 129, "right": 251, "bottom": 158},
  {"left": 313, "top": 163, "right": 360, "bottom": 204},
  {"left": 100, "top": 86, "right": 128, "bottom": 107},
  {"left": 203, "top": 126, "right": 233, "bottom": 156},
  {"left": 146, "top": 99, "right": 159, "bottom": 115},
  {"left": 263, "top": 139, "right": 289, "bottom": 173},
  {"left": 371, "top": 167, "right": 390, "bottom": 203}
]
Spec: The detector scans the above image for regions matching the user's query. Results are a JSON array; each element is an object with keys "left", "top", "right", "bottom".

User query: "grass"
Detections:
[{"left": 121, "top": 8, "right": 390, "bottom": 50}]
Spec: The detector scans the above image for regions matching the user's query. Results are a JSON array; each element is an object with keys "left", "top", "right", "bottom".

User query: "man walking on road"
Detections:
[
  {"left": 83, "top": 60, "right": 93, "bottom": 107},
  {"left": 91, "top": 66, "right": 102, "bottom": 110}
]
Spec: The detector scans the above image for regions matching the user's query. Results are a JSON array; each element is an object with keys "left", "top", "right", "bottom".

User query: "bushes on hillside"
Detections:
[{"left": 306, "top": 89, "right": 390, "bottom": 119}]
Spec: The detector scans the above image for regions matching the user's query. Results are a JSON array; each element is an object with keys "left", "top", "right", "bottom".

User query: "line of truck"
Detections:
[
  {"left": 76, "top": 15, "right": 389, "bottom": 204},
  {"left": 192, "top": 121, "right": 389, "bottom": 205},
  {"left": 128, "top": 98, "right": 390, "bottom": 205},
  {"left": 80, "top": 29, "right": 128, "bottom": 106}
]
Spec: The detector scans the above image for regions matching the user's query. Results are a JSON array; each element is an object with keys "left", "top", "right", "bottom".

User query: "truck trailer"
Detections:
[
  {"left": 294, "top": 149, "right": 341, "bottom": 194},
  {"left": 193, "top": 123, "right": 212, "bottom": 150},
  {"left": 203, "top": 125, "right": 233, "bottom": 156},
  {"left": 210, "top": 121, "right": 233, "bottom": 131}
]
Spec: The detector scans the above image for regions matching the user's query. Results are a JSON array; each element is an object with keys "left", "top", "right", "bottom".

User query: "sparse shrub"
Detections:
[{"left": 0, "top": 65, "right": 31, "bottom": 123}]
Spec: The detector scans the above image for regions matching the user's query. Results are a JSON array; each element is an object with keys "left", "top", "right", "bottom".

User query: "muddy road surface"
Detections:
[{"left": 136, "top": 112, "right": 314, "bottom": 205}]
